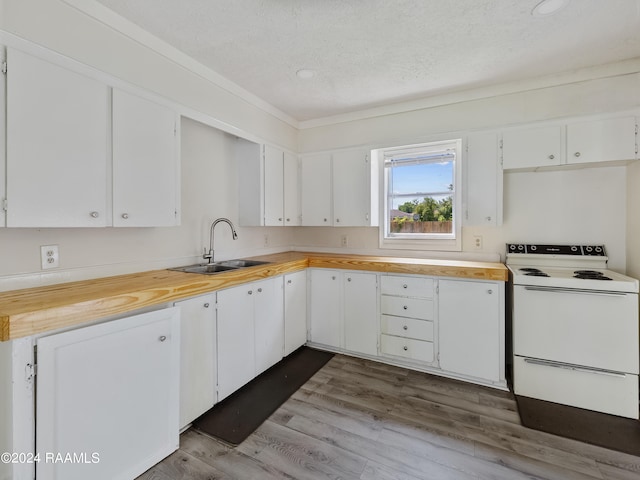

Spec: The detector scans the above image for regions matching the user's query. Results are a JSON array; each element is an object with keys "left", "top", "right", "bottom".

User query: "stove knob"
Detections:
[
  {"left": 510, "top": 245, "right": 516, "bottom": 251},
  {"left": 595, "top": 246, "right": 603, "bottom": 253},
  {"left": 571, "top": 246, "right": 578, "bottom": 252},
  {"left": 530, "top": 245, "right": 537, "bottom": 251},
  {"left": 517, "top": 245, "right": 524, "bottom": 251},
  {"left": 586, "top": 246, "right": 593, "bottom": 252}
]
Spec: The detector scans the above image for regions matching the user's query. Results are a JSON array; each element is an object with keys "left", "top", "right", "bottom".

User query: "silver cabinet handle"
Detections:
[
  {"left": 278, "top": 217, "right": 282, "bottom": 221},
  {"left": 287, "top": 279, "right": 292, "bottom": 284},
  {"left": 403, "top": 305, "right": 408, "bottom": 310},
  {"left": 524, "top": 285, "right": 627, "bottom": 297},
  {"left": 204, "top": 303, "right": 210, "bottom": 308},
  {"left": 159, "top": 336, "right": 167, "bottom": 342},
  {"left": 248, "top": 290, "right": 253, "bottom": 295},
  {"left": 336, "top": 218, "right": 340, "bottom": 223},
  {"left": 487, "top": 289, "right": 493, "bottom": 294},
  {"left": 257, "top": 288, "right": 262, "bottom": 293},
  {"left": 403, "top": 346, "right": 408, "bottom": 351},
  {"left": 523, "top": 357, "right": 625, "bottom": 377},
  {"left": 324, "top": 218, "right": 328, "bottom": 222},
  {"left": 403, "top": 284, "right": 408, "bottom": 289},
  {"left": 347, "top": 278, "right": 352, "bottom": 282},
  {"left": 403, "top": 325, "right": 408, "bottom": 330},
  {"left": 121, "top": 213, "right": 129, "bottom": 219},
  {"left": 286, "top": 218, "right": 290, "bottom": 222},
  {"left": 90, "top": 211, "right": 99, "bottom": 218},
  {"left": 332, "top": 276, "right": 336, "bottom": 280},
  {"left": 486, "top": 216, "right": 492, "bottom": 222},
  {"left": 548, "top": 154, "right": 555, "bottom": 160},
  {"left": 574, "top": 152, "right": 581, "bottom": 157}
]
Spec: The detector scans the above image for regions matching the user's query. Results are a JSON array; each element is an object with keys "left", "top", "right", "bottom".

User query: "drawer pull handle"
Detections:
[
  {"left": 523, "top": 358, "right": 625, "bottom": 377},
  {"left": 332, "top": 276, "right": 336, "bottom": 280},
  {"left": 287, "top": 279, "right": 292, "bottom": 284},
  {"left": 403, "top": 284, "right": 408, "bottom": 289},
  {"left": 548, "top": 154, "right": 555, "bottom": 160},
  {"left": 204, "top": 303, "right": 210, "bottom": 308},
  {"left": 257, "top": 288, "right": 262, "bottom": 293},
  {"left": 487, "top": 289, "right": 493, "bottom": 294},
  {"left": 403, "top": 325, "right": 408, "bottom": 330},
  {"left": 574, "top": 152, "right": 581, "bottom": 157},
  {"left": 159, "top": 336, "right": 167, "bottom": 342},
  {"left": 248, "top": 290, "right": 253, "bottom": 295},
  {"left": 90, "top": 211, "right": 99, "bottom": 218},
  {"left": 403, "top": 346, "right": 408, "bottom": 351},
  {"left": 347, "top": 278, "right": 352, "bottom": 282},
  {"left": 403, "top": 305, "right": 408, "bottom": 310}
]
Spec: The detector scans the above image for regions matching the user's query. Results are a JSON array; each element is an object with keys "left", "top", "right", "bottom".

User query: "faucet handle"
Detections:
[{"left": 203, "top": 247, "right": 213, "bottom": 261}]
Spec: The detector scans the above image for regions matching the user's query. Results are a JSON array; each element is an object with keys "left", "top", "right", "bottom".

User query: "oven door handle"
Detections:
[
  {"left": 523, "top": 358, "right": 627, "bottom": 377},
  {"left": 523, "top": 286, "right": 628, "bottom": 297}
]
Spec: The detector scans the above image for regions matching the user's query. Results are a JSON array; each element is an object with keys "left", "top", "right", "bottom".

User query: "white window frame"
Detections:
[{"left": 378, "top": 139, "right": 462, "bottom": 252}]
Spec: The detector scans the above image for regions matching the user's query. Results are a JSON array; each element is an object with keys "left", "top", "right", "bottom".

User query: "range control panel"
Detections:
[{"left": 506, "top": 244, "right": 607, "bottom": 256}]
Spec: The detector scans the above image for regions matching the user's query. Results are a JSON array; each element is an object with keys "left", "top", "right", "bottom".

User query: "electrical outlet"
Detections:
[
  {"left": 473, "top": 235, "right": 483, "bottom": 250},
  {"left": 263, "top": 234, "right": 269, "bottom": 247},
  {"left": 341, "top": 235, "right": 349, "bottom": 247},
  {"left": 41, "top": 245, "right": 59, "bottom": 269}
]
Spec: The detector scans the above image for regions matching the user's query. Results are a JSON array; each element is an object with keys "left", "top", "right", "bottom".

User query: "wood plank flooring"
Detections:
[{"left": 137, "top": 354, "right": 640, "bottom": 480}]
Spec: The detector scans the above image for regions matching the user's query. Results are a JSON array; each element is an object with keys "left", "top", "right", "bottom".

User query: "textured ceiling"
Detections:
[{"left": 94, "top": 0, "right": 640, "bottom": 122}]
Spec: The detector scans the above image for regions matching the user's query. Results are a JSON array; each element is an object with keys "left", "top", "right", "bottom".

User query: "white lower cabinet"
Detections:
[
  {"left": 217, "top": 277, "right": 284, "bottom": 400},
  {"left": 284, "top": 270, "right": 308, "bottom": 356},
  {"left": 35, "top": 307, "right": 180, "bottom": 480},
  {"left": 175, "top": 294, "right": 216, "bottom": 430},
  {"left": 438, "top": 279, "right": 503, "bottom": 383},
  {"left": 309, "top": 269, "right": 378, "bottom": 355}
]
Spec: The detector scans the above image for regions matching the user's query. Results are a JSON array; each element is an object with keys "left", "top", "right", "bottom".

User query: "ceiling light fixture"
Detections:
[
  {"left": 532, "top": 0, "right": 570, "bottom": 16},
  {"left": 296, "top": 69, "right": 316, "bottom": 79}
]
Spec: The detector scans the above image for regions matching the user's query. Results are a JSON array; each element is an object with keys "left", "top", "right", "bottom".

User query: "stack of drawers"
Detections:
[{"left": 380, "top": 275, "right": 435, "bottom": 363}]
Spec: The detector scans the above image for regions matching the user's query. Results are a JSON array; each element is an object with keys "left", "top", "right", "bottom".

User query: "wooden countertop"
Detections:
[{"left": 0, "top": 252, "right": 507, "bottom": 341}]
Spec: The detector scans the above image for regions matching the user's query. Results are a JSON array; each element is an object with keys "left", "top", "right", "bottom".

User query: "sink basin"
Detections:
[
  {"left": 170, "top": 264, "right": 239, "bottom": 274},
  {"left": 169, "top": 259, "right": 271, "bottom": 275},
  {"left": 216, "top": 259, "right": 271, "bottom": 268}
]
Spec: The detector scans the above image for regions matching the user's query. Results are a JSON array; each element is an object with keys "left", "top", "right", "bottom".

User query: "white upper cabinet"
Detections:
[
  {"left": 6, "top": 47, "right": 109, "bottom": 227},
  {"left": 237, "top": 142, "right": 299, "bottom": 226},
  {"left": 502, "top": 125, "right": 563, "bottom": 170},
  {"left": 283, "top": 151, "right": 300, "bottom": 226},
  {"left": 112, "top": 89, "right": 180, "bottom": 227},
  {"left": 333, "top": 150, "right": 375, "bottom": 227},
  {"left": 301, "top": 153, "right": 333, "bottom": 226},
  {"left": 566, "top": 116, "right": 637, "bottom": 165},
  {"left": 464, "top": 132, "right": 502, "bottom": 227},
  {"left": 263, "top": 144, "right": 285, "bottom": 225},
  {"left": 301, "top": 149, "right": 377, "bottom": 227}
]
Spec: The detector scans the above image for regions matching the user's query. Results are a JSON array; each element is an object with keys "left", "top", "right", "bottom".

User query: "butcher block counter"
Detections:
[{"left": 0, "top": 251, "right": 507, "bottom": 341}]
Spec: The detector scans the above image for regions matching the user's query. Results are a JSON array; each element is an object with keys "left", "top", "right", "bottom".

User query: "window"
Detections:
[{"left": 378, "top": 139, "right": 462, "bottom": 251}]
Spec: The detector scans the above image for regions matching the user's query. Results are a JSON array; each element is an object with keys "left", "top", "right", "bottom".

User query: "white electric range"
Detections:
[{"left": 506, "top": 244, "right": 639, "bottom": 419}]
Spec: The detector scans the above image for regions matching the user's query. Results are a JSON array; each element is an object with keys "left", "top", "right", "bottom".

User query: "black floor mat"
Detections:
[
  {"left": 193, "top": 347, "right": 334, "bottom": 445},
  {"left": 516, "top": 395, "right": 640, "bottom": 456}
]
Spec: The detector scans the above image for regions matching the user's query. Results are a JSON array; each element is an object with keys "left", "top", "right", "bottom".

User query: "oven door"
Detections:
[{"left": 513, "top": 285, "right": 639, "bottom": 374}]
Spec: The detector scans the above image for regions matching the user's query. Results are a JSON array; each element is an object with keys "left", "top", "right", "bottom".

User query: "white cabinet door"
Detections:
[
  {"left": 175, "top": 294, "right": 216, "bottom": 430},
  {"left": 344, "top": 272, "right": 378, "bottom": 356},
  {"left": 283, "top": 151, "right": 300, "bottom": 226},
  {"left": 36, "top": 307, "right": 180, "bottom": 480},
  {"left": 301, "top": 153, "right": 332, "bottom": 226},
  {"left": 264, "top": 145, "right": 285, "bottom": 226},
  {"left": 309, "top": 269, "right": 342, "bottom": 348},
  {"left": 333, "top": 150, "right": 371, "bottom": 226},
  {"left": 465, "top": 132, "right": 502, "bottom": 226},
  {"left": 439, "top": 280, "right": 501, "bottom": 382},
  {"left": 112, "top": 89, "right": 179, "bottom": 227},
  {"left": 254, "top": 277, "right": 284, "bottom": 374},
  {"left": 567, "top": 116, "right": 637, "bottom": 165},
  {"left": 502, "top": 125, "right": 562, "bottom": 170},
  {"left": 217, "top": 285, "right": 256, "bottom": 400},
  {"left": 6, "top": 48, "right": 108, "bottom": 227},
  {"left": 284, "top": 270, "right": 307, "bottom": 355}
]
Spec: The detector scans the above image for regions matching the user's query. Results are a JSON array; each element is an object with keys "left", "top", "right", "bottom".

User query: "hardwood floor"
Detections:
[{"left": 138, "top": 354, "right": 640, "bottom": 479}]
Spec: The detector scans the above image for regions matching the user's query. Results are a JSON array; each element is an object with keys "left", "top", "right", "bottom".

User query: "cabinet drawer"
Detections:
[
  {"left": 381, "top": 296, "right": 433, "bottom": 320},
  {"left": 380, "top": 334, "right": 434, "bottom": 363},
  {"left": 381, "top": 315, "right": 433, "bottom": 341},
  {"left": 380, "top": 275, "right": 433, "bottom": 298}
]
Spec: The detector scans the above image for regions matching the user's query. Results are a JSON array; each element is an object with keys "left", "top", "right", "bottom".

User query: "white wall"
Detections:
[{"left": 297, "top": 73, "right": 640, "bottom": 272}]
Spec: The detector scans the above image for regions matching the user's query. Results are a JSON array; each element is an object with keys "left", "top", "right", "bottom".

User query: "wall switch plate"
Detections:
[
  {"left": 41, "top": 245, "right": 59, "bottom": 269},
  {"left": 341, "top": 235, "right": 349, "bottom": 247},
  {"left": 473, "top": 235, "right": 483, "bottom": 250}
]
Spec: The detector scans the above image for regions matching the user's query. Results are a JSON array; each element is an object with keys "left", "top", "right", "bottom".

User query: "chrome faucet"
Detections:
[{"left": 203, "top": 218, "right": 238, "bottom": 264}]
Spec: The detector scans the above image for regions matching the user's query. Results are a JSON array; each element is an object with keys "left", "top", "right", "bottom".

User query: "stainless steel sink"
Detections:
[
  {"left": 216, "top": 259, "right": 271, "bottom": 268},
  {"left": 169, "top": 259, "right": 271, "bottom": 275}
]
